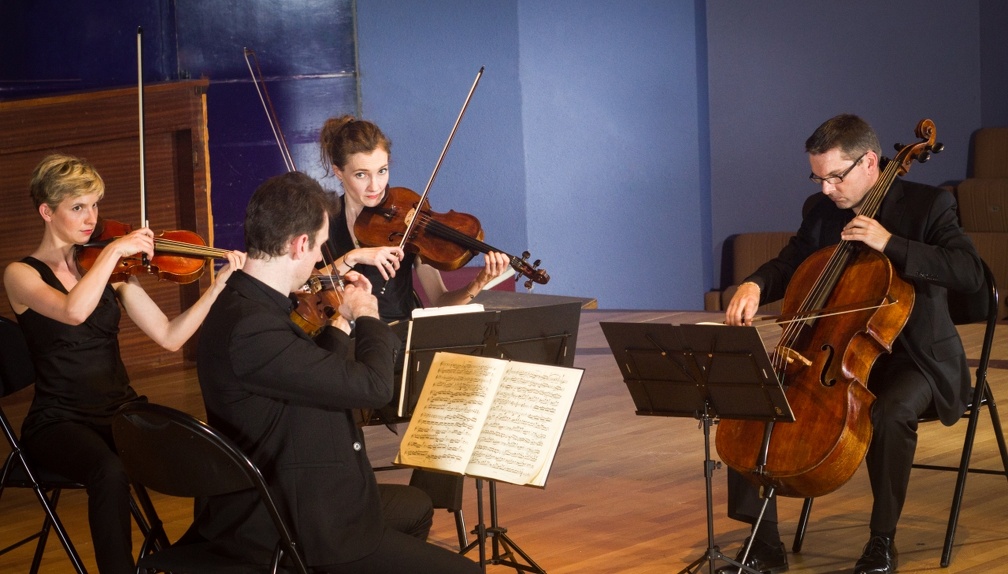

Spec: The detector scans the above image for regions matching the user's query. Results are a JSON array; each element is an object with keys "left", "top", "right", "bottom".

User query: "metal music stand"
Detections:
[
  {"left": 459, "top": 301, "right": 582, "bottom": 574},
  {"left": 600, "top": 322, "right": 793, "bottom": 574},
  {"left": 395, "top": 310, "right": 499, "bottom": 420},
  {"left": 394, "top": 301, "right": 583, "bottom": 573}
]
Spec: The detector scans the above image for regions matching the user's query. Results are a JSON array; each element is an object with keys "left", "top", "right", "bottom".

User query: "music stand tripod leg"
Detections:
[
  {"left": 678, "top": 407, "right": 763, "bottom": 574},
  {"left": 461, "top": 478, "right": 547, "bottom": 574}
]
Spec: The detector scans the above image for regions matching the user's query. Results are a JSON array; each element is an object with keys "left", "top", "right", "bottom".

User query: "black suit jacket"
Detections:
[
  {"left": 194, "top": 271, "right": 401, "bottom": 565},
  {"left": 746, "top": 178, "right": 983, "bottom": 424}
]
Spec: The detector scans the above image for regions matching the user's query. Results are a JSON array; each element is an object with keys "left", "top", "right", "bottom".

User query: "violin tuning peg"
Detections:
[
  {"left": 893, "top": 143, "right": 903, "bottom": 151},
  {"left": 918, "top": 151, "right": 931, "bottom": 163},
  {"left": 533, "top": 259, "right": 541, "bottom": 268},
  {"left": 932, "top": 142, "right": 944, "bottom": 153},
  {"left": 521, "top": 250, "right": 531, "bottom": 261}
]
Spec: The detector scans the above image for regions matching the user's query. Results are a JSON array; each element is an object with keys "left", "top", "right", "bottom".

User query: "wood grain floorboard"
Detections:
[{"left": 2, "top": 309, "right": 1006, "bottom": 573}]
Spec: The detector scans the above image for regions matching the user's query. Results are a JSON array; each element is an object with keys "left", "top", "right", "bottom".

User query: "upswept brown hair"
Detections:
[{"left": 319, "top": 115, "right": 391, "bottom": 173}]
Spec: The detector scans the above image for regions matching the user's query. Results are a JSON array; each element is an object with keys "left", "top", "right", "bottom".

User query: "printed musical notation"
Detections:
[{"left": 395, "top": 352, "right": 583, "bottom": 487}]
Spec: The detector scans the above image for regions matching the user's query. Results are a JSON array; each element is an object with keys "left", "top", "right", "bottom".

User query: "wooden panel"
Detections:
[{"left": 0, "top": 80, "right": 212, "bottom": 370}]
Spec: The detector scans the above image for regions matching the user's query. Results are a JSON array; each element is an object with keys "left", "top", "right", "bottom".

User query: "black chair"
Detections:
[
  {"left": 112, "top": 401, "right": 310, "bottom": 574},
  {"left": 0, "top": 315, "right": 88, "bottom": 573},
  {"left": 792, "top": 258, "right": 1008, "bottom": 567}
]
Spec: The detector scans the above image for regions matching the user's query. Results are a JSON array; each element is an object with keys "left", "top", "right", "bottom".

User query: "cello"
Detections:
[{"left": 715, "top": 119, "right": 942, "bottom": 499}]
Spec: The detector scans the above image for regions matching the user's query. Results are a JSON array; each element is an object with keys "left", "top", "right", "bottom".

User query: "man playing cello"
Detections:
[{"left": 718, "top": 114, "right": 983, "bottom": 574}]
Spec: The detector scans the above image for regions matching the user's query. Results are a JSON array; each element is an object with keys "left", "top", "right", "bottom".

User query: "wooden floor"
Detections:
[{"left": 2, "top": 307, "right": 1008, "bottom": 573}]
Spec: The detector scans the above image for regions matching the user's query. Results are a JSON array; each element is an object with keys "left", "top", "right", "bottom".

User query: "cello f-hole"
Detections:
[{"left": 819, "top": 344, "right": 836, "bottom": 387}]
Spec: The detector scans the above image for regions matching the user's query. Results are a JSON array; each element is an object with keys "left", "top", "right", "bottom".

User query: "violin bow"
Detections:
[
  {"left": 398, "top": 66, "right": 484, "bottom": 253},
  {"left": 245, "top": 47, "right": 344, "bottom": 287},
  {"left": 136, "top": 27, "right": 150, "bottom": 266},
  {"left": 374, "top": 67, "right": 484, "bottom": 295},
  {"left": 244, "top": 47, "right": 297, "bottom": 173}
]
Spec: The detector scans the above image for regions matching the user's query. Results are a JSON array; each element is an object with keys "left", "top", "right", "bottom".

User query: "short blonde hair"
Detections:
[{"left": 29, "top": 153, "right": 105, "bottom": 210}]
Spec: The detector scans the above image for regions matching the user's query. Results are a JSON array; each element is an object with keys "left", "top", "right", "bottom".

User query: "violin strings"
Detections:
[
  {"left": 153, "top": 238, "right": 230, "bottom": 258},
  {"left": 410, "top": 212, "right": 492, "bottom": 254}
]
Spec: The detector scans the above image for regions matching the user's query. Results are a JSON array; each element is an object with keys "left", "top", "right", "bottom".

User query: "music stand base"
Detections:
[
  {"left": 461, "top": 479, "right": 546, "bottom": 574},
  {"left": 680, "top": 548, "right": 763, "bottom": 574}
]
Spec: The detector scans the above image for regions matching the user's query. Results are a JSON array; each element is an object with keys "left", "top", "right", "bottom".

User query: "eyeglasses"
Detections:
[{"left": 809, "top": 152, "right": 866, "bottom": 185}]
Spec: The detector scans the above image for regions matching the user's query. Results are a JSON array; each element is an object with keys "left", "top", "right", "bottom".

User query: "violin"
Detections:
[
  {"left": 715, "top": 119, "right": 941, "bottom": 499},
  {"left": 354, "top": 186, "right": 549, "bottom": 288},
  {"left": 74, "top": 218, "right": 232, "bottom": 285},
  {"left": 290, "top": 273, "right": 346, "bottom": 337}
]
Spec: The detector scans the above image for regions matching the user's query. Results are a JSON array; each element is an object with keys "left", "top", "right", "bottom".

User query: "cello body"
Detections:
[{"left": 715, "top": 245, "right": 914, "bottom": 498}]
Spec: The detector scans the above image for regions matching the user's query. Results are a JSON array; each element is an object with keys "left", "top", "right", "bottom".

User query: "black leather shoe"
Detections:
[
  {"left": 853, "top": 535, "right": 897, "bottom": 574},
  {"left": 716, "top": 537, "right": 788, "bottom": 574}
]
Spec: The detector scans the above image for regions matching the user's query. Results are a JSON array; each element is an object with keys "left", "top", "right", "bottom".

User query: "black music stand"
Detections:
[
  {"left": 395, "top": 309, "right": 499, "bottom": 420},
  {"left": 461, "top": 301, "right": 582, "bottom": 574},
  {"left": 600, "top": 322, "right": 793, "bottom": 574}
]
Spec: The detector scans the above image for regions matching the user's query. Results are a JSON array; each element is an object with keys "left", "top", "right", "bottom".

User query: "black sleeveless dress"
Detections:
[
  {"left": 326, "top": 203, "right": 422, "bottom": 323},
  {"left": 17, "top": 256, "right": 137, "bottom": 437}
]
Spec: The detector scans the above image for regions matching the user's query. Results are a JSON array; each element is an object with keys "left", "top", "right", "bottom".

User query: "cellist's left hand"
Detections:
[{"left": 841, "top": 215, "right": 892, "bottom": 252}]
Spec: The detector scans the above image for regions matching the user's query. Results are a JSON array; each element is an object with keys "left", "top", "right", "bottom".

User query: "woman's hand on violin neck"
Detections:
[
  {"left": 210, "top": 251, "right": 247, "bottom": 293},
  {"left": 337, "top": 271, "right": 380, "bottom": 322},
  {"left": 474, "top": 251, "right": 511, "bottom": 287},
  {"left": 349, "top": 246, "right": 404, "bottom": 280}
]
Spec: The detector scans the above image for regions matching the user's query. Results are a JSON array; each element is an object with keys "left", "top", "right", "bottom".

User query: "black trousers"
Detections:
[
  {"left": 316, "top": 526, "right": 481, "bottom": 574},
  {"left": 379, "top": 483, "right": 434, "bottom": 540},
  {"left": 22, "top": 420, "right": 135, "bottom": 574},
  {"left": 727, "top": 351, "right": 935, "bottom": 537}
]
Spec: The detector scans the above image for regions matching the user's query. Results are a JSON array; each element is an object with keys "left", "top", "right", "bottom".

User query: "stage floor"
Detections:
[{"left": 2, "top": 307, "right": 1007, "bottom": 573}]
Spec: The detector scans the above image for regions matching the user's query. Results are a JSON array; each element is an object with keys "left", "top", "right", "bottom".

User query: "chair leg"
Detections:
[
  {"left": 941, "top": 404, "right": 983, "bottom": 567},
  {"left": 983, "top": 388, "right": 1008, "bottom": 480},
  {"left": 454, "top": 509, "right": 468, "bottom": 550},
  {"left": 29, "top": 489, "right": 56, "bottom": 574},
  {"left": 792, "top": 497, "right": 813, "bottom": 553},
  {"left": 31, "top": 486, "right": 87, "bottom": 574}
]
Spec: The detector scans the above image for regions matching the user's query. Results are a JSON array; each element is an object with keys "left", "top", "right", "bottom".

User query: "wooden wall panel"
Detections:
[{"left": 0, "top": 80, "right": 212, "bottom": 371}]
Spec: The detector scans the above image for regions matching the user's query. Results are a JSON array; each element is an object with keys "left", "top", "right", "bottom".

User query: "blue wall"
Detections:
[
  {"left": 3, "top": 0, "right": 1007, "bottom": 310},
  {"left": 356, "top": 0, "right": 706, "bottom": 308},
  {"left": 707, "top": 1, "right": 984, "bottom": 264}
]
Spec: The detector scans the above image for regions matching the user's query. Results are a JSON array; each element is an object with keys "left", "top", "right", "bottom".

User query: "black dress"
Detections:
[{"left": 16, "top": 256, "right": 139, "bottom": 574}]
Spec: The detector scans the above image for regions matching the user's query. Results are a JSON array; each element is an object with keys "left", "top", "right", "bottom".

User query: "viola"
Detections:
[
  {"left": 74, "top": 218, "right": 231, "bottom": 285},
  {"left": 354, "top": 186, "right": 549, "bottom": 289},
  {"left": 715, "top": 119, "right": 941, "bottom": 499},
  {"left": 290, "top": 273, "right": 346, "bottom": 337}
]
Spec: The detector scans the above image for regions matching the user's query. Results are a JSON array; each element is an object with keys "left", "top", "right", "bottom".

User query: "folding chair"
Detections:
[
  {"left": 0, "top": 315, "right": 87, "bottom": 573},
  {"left": 112, "top": 401, "right": 310, "bottom": 574},
  {"left": 792, "top": 258, "right": 1008, "bottom": 567}
]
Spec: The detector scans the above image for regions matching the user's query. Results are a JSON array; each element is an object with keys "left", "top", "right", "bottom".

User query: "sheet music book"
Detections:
[
  {"left": 394, "top": 351, "right": 583, "bottom": 487},
  {"left": 396, "top": 304, "right": 491, "bottom": 417}
]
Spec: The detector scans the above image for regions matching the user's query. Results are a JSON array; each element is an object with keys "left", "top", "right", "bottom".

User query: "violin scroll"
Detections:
[{"left": 512, "top": 251, "right": 549, "bottom": 290}]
